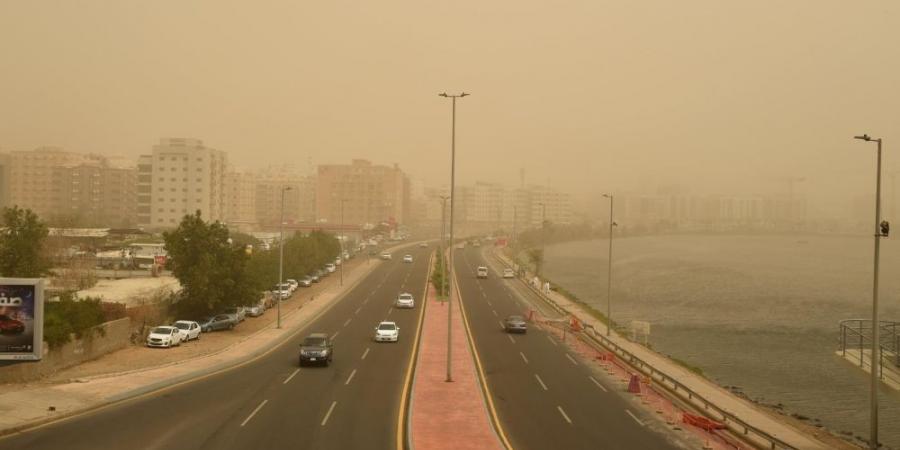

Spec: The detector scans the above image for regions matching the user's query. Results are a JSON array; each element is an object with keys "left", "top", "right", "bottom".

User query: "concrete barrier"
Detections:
[{"left": 0, "top": 318, "right": 131, "bottom": 383}]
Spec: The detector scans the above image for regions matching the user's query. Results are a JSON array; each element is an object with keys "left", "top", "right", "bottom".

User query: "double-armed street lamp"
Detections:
[
  {"left": 439, "top": 92, "right": 469, "bottom": 382},
  {"left": 278, "top": 185, "right": 293, "bottom": 329},
  {"left": 602, "top": 194, "right": 617, "bottom": 337},
  {"left": 854, "top": 134, "right": 889, "bottom": 450},
  {"left": 439, "top": 195, "right": 450, "bottom": 299}
]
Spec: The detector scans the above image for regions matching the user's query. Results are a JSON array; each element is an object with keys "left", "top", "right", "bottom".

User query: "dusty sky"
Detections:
[{"left": 1, "top": 1, "right": 899, "bottom": 213}]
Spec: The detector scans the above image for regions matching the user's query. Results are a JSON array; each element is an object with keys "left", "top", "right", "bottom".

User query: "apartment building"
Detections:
[
  {"left": 253, "top": 166, "right": 316, "bottom": 227},
  {"left": 138, "top": 138, "right": 226, "bottom": 228},
  {"left": 6, "top": 147, "right": 102, "bottom": 219},
  {"left": 223, "top": 170, "right": 258, "bottom": 230},
  {"left": 316, "top": 159, "right": 410, "bottom": 227}
]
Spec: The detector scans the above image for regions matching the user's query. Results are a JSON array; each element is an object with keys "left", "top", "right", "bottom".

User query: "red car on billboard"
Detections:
[{"left": 0, "top": 314, "right": 25, "bottom": 334}]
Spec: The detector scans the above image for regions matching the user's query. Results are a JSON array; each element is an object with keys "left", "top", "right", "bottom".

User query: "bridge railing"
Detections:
[
  {"left": 839, "top": 319, "right": 900, "bottom": 386},
  {"left": 490, "top": 248, "right": 799, "bottom": 450}
]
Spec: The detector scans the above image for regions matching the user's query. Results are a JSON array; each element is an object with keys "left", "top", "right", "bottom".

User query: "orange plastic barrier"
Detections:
[{"left": 682, "top": 413, "right": 726, "bottom": 432}]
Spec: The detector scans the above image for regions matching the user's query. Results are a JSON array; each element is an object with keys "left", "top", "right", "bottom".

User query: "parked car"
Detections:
[
  {"left": 503, "top": 315, "right": 528, "bottom": 334},
  {"left": 298, "top": 333, "right": 334, "bottom": 367},
  {"left": 374, "top": 321, "right": 400, "bottom": 342},
  {"left": 146, "top": 326, "right": 184, "bottom": 348},
  {"left": 325, "top": 263, "right": 336, "bottom": 273},
  {"left": 173, "top": 320, "right": 202, "bottom": 341},
  {"left": 0, "top": 314, "right": 26, "bottom": 334},
  {"left": 395, "top": 293, "right": 415, "bottom": 309},
  {"left": 299, "top": 276, "right": 313, "bottom": 287},
  {"left": 503, "top": 268, "right": 515, "bottom": 279},
  {"left": 285, "top": 279, "right": 299, "bottom": 292},
  {"left": 477, "top": 266, "right": 489, "bottom": 279},
  {"left": 402, "top": 254, "right": 413, "bottom": 263},
  {"left": 334, "top": 258, "right": 342, "bottom": 266},
  {"left": 316, "top": 268, "right": 329, "bottom": 278},
  {"left": 199, "top": 314, "right": 237, "bottom": 332},
  {"left": 309, "top": 272, "right": 321, "bottom": 283},
  {"left": 247, "top": 304, "right": 264, "bottom": 317},
  {"left": 223, "top": 306, "right": 247, "bottom": 322},
  {"left": 380, "top": 252, "right": 392, "bottom": 260}
]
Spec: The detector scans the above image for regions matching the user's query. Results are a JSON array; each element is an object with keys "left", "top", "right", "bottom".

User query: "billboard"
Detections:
[{"left": 0, "top": 278, "right": 44, "bottom": 361}]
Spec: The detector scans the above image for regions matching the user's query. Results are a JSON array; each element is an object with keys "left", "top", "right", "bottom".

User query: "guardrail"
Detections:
[
  {"left": 839, "top": 319, "right": 900, "bottom": 387},
  {"left": 489, "top": 248, "right": 798, "bottom": 450}
]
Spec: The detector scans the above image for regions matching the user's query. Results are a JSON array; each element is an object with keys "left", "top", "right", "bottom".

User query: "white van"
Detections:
[{"left": 476, "top": 266, "right": 489, "bottom": 279}]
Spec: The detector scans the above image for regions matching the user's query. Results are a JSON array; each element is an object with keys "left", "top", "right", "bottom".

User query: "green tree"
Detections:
[
  {"left": 526, "top": 248, "right": 544, "bottom": 276},
  {"left": 163, "top": 212, "right": 260, "bottom": 318},
  {"left": 0, "top": 206, "right": 51, "bottom": 277}
]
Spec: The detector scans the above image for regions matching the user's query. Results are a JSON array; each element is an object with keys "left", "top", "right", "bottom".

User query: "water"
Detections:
[{"left": 543, "top": 235, "right": 900, "bottom": 448}]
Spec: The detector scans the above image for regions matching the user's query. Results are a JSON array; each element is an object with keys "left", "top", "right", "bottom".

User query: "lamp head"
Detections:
[
  {"left": 855, "top": 134, "right": 872, "bottom": 141},
  {"left": 439, "top": 93, "right": 449, "bottom": 97},
  {"left": 460, "top": 92, "right": 470, "bottom": 97}
]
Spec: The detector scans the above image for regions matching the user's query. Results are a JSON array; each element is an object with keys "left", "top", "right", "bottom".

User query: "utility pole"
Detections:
[
  {"left": 602, "top": 194, "right": 616, "bottom": 336},
  {"left": 278, "top": 186, "right": 292, "bottom": 329}
]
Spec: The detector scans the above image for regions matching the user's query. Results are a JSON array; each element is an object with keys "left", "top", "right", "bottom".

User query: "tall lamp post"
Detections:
[
  {"left": 439, "top": 195, "right": 450, "bottom": 299},
  {"left": 602, "top": 194, "right": 616, "bottom": 336},
  {"left": 855, "top": 134, "right": 888, "bottom": 450},
  {"left": 439, "top": 91, "right": 468, "bottom": 383},
  {"left": 538, "top": 202, "right": 546, "bottom": 276},
  {"left": 340, "top": 198, "right": 348, "bottom": 286},
  {"left": 278, "top": 185, "right": 292, "bottom": 329}
]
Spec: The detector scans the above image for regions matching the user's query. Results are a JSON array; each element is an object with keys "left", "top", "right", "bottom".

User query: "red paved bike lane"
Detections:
[{"left": 409, "top": 284, "right": 503, "bottom": 450}]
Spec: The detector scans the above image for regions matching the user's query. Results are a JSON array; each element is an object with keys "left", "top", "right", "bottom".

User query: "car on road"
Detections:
[
  {"left": 223, "top": 306, "right": 247, "bottom": 322},
  {"left": 395, "top": 293, "right": 415, "bottom": 309},
  {"left": 402, "top": 254, "right": 413, "bottom": 263},
  {"left": 325, "top": 263, "right": 336, "bottom": 273},
  {"left": 503, "top": 268, "right": 515, "bottom": 279},
  {"left": 173, "top": 320, "right": 201, "bottom": 341},
  {"left": 0, "top": 314, "right": 25, "bottom": 334},
  {"left": 199, "top": 314, "right": 237, "bottom": 332},
  {"left": 503, "top": 315, "right": 528, "bottom": 334},
  {"left": 418, "top": 242, "right": 428, "bottom": 248},
  {"left": 374, "top": 321, "right": 400, "bottom": 342},
  {"left": 299, "top": 276, "right": 313, "bottom": 287},
  {"left": 477, "top": 266, "right": 489, "bottom": 279},
  {"left": 380, "top": 252, "right": 392, "bottom": 260},
  {"left": 299, "top": 333, "right": 333, "bottom": 366},
  {"left": 146, "top": 326, "right": 184, "bottom": 348}
]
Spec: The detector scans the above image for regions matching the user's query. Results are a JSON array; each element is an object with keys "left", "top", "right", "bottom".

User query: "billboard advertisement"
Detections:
[{"left": 0, "top": 278, "right": 44, "bottom": 361}]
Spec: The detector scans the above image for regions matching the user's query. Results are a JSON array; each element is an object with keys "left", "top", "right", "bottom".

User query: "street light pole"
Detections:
[
  {"left": 855, "top": 134, "right": 885, "bottom": 450},
  {"left": 439, "top": 91, "right": 468, "bottom": 383},
  {"left": 538, "top": 202, "right": 546, "bottom": 277},
  {"left": 278, "top": 185, "right": 292, "bottom": 329},
  {"left": 340, "top": 199, "right": 347, "bottom": 286},
  {"left": 602, "top": 194, "right": 616, "bottom": 337},
  {"left": 439, "top": 195, "right": 450, "bottom": 299}
]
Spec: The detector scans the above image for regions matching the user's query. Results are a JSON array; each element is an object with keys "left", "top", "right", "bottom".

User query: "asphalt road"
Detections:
[
  {"left": 455, "top": 246, "right": 684, "bottom": 450},
  {"left": 1, "top": 245, "right": 432, "bottom": 450}
]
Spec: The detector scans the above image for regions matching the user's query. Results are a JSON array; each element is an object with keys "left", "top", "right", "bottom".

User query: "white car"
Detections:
[
  {"left": 380, "top": 252, "right": 392, "bottom": 260},
  {"left": 335, "top": 258, "right": 342, "bottom": 266},
  {"left": 503, "top": 268, "right": 515, "bottom": 279},
  {"left": 285, "top": 279, "right": 299, "bottom": 292},
  {"left": 146, "top": 326, "right": 184, "bottom": 348},
  {"left": 402, "top": 254, "right": 413, "bottom": 263},
  {"left": 325, "top": 263, "right": 337, "bottom": 273},
  {"left": 477, "top": 266, "right": 489, "bottom": 279},
  {"left": 374, "top": 321, "right": 400, "bottom": 342},
  {"left": 418, "top": 242, "right": 428, "bottom": 248},
  {"left": 173, "top": 320, "right": 201, "bottom": 341},
  {"left": 395, "top": 293, "right": 415, "bottom": 309}
]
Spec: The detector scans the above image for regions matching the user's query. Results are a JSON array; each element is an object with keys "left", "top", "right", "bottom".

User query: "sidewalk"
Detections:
[
  {"left": 493, "top": 249, "right": 828, "bottom": 450},
  {"left": 0, "top": 251, "right": 381, "bottom": 437},
  {"left": 409, "top": 283, "right": 503, "bottom": 450}
]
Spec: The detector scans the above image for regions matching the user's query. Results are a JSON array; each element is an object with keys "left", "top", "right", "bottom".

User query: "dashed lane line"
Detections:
[
  {"left": 283, "top": 368, "right": 300, "bottom": 384},
  {"left": 331, "top": 331, "right": 340, "bottom": 340},
  {"left": 557, "top": 406, "right": 573, "bottom": 424},
  {"left": 625, "top": 409, "right": 644, "bottom": 426},
  {"left": 240, "top": 400, "right": 268, "bottom": 427},
  {"left": 546, "top": 335, "right": 557, "bottom": 346},
  {"left": 507, "top": 334, "right": 516, "bottom": 344},
  {"left": 343, "top": 318, "right": 352, "bottom": 327},
  {"left": 589, "top": 376, "right": 608, "bottom": 392},
  {"left": 321, "top": 401, "right": 338, "bottom": 426},
  {"left": 565, "top": 354, "right": 579, "bottom": 366},
  {"left": 355, "top": 307, "right": 361, "bottom": 315},
  {"left": 361, "top": 348, "right": 370, "bottom": 360},
  {"left": 534, "top": 374, "right": 548, "bottom": 391},
  {"left": 491, "top": 309, "right": 498, "bottom": 317},
  {"left": 345, "top": 368, "right": 358, "bottom": 385},
  {"left": 520, "top": 352, "right": 529, "bottom": 364}
]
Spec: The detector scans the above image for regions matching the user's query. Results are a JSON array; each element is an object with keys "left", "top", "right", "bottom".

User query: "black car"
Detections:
[
  {"left": 503, "top": 315, "right": 527, "bottom": 334},
  {"left": 299, "top": 333, "right": 333, "bottom": 366}
]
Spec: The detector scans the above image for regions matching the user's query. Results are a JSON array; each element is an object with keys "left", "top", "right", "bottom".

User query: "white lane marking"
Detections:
[
  {"left": 589, "top": 376, "right": 608, "bottom": 392},
  {"left": 331, "top": 331, "right": 340, "bottom": 340},
  {"left": 534, "top": 374, "right": 548, "bottom": 391},
  {"left": 387, "top": 307, "right": 393, "bottom": 317},
  {"left": 241, "top": 400, "right": 269, "bottom": 427},
  {"left": 520, "top": 352, "right": 529, "bottom": 364},
  {"left": 498, "top": 320, "right": 506, "bottom": 328},
  {"left": 363, "top": 299, "right": 369, "bottom": 305},
  {"left": 625, "top": 409, "right": 644, "bottom": 426},
  {"left": 283, "top": 368, "right": 300, "bottom": 384},
  {"left": 321, "top": 401, "right": 338, "bottom": 426},
  {"left": 343, "top": 318, "right": 352, "bottom": 327},
  {"left": 361, "top": 348, "right": 370, "bottom": 360},
  {"left": 487, "top": 301, "right": 492, "bottom": 307},
  {"left": 565, "top": 354, "right": 579, "bottom": 366},
  {"left": 546, "top": 335, "right": 557, "bottom": 346},
  {"left": 491, "top": 310, "right": 498, "bottom": 317},
  {"left": 345, "top": 368, "right": 358, "bottom": 385},
  {"left": 557, "top": 406, "right": 573, "bottom": 424},
  {"left": 355, "top": 307, "right": 361, "bottom": 315},
  {"left": 507, "top": 334, "right": 516, "bottom": 344}
]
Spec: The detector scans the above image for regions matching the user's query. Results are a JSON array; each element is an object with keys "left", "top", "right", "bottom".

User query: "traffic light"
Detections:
[{"left": 880, "top": 220, "right": 890, "bottom": 237}]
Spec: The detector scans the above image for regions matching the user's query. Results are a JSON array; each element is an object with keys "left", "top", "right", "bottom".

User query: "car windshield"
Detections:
[
  {"left": 507, "top": 316, "right": 524, "bottom": 322},
  {"left": 152, "top": 327, "right": 172, "bottom": 334},
  {"left": 378, "top": 323, "right": 396, "bottom": 331},
  {"left": 174, "top": 323, "right": 190, "bottom": 329},
  {"left": 303, "top": 337, "right": 326, "bottom": 346}
]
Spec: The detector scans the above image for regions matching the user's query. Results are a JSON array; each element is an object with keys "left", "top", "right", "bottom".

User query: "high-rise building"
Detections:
[
  {"left": 316, "top": 159, "right": 410, "bottom": 227},
  {"left": 253, "top": 165, "right": 316, "bottom": 227},
  {"left": 223, "top": 170, "right": 258, "bottom": 231},
  {"left": 139, "top": 138, "right": 226, "bottom": 228},
  {"left": 6, "top": 147, "right": 103, "bottom": 219}
]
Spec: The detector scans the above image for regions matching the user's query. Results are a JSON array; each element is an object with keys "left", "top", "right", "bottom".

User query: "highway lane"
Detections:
[
  {"left": 455, "top": 247, "right": 683, "bottom": 450},
  {"left": 1, "top": 245, "right": 431, "bottom": 450}
]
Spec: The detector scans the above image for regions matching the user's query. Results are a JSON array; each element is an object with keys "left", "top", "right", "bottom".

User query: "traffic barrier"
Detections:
[
  {"left": 628, "top": 373, "right": 643, "bottom": 394},
  {"left": 570, "top": 316, "right": 583, "bottom": 332},
  {"left": 683, "top": 412, "right": 726, "bottom": 433}
]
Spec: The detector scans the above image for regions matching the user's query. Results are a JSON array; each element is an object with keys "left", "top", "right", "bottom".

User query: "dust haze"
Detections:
[{"left": 1, "top": 0, "right": 898, "bottom": 221}]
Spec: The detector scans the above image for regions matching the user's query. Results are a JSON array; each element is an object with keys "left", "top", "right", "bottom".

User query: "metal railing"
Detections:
[
  {"left": 490, "top": 248, "right": 798, "bottom": 450},
  {"left": 839, "top": 319, "right": 900, "bottom": 386}
]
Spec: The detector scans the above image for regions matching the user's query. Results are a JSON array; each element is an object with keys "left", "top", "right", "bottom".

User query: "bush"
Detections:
[
  {"left": 431, "top": 250, "right": 448, "bottom": 298},
  {"left": 44, "top": 292, "right": 107, "bottom": 349}
]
